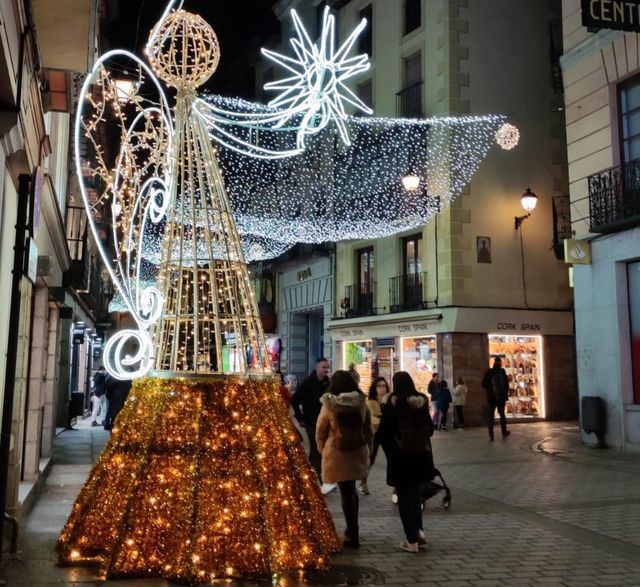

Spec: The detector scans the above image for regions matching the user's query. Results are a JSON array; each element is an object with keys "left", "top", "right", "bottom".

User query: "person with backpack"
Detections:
[
  {"left": 482, "top": 357, "right": 511, "bottom": 441},
  {"left": 437, "top": 380, "right": 452, "bottom": 431},
  {"left": 316, "top": 370, "right": 372, "bottom": 549},
  {"left": 379, "top": 371, "right": 435, "bottom": 553}
]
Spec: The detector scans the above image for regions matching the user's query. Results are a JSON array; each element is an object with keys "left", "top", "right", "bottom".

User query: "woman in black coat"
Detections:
[{"left": 379, "top": 371, "right": 435, "bottom": 552}]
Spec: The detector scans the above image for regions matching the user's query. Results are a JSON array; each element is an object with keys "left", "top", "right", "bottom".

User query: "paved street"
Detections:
[{"left": 2, "top": 419, "right": 640, "bottom": 587}]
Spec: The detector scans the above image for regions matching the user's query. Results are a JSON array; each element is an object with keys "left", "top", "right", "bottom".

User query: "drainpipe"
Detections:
[{"left": 0, "top": 174, "right": 31, "bottom": 561}]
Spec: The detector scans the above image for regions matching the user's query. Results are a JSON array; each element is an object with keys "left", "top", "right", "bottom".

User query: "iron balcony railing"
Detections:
[
  {"left": 389, "top": 272, "right": 428, "bottom": 313},
  {"left": 342, "top": 282, "right": 376, "bottom": 317},
  {"left": 588, "top": 159, "right": 640, "bottom": 233},
  {"left": 396, "top": 82, "right": 423, "bottom": 118}
]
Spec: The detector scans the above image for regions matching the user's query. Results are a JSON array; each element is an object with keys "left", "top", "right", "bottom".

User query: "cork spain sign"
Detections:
[{"left": 582, "top": 0, "right": 640, "bottom": 32}]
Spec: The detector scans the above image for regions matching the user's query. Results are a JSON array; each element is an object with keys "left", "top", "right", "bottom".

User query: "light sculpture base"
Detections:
[{"left": 56, "top": 376, "right": 340, "bottom": 582}]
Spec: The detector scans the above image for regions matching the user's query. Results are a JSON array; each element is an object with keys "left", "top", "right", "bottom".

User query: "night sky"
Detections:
[{"left": 103, "top": 0, "right": 280, "bottom": 99}]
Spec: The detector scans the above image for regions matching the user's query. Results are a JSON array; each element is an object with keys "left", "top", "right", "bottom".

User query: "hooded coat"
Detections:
[
  {"left": 379, "top": 393, "right": 435, "bottom": 487},
  {"left": 316, "top": 391, "right": 372, "bottom": 484}
]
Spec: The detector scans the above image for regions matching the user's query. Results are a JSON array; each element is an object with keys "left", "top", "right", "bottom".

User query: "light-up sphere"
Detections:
[
  {"left": 495, "top": 123, "right": 520, "bottom": 150},
  {"left": 147, "top": 10, "right": 220, "bottom": 90}
]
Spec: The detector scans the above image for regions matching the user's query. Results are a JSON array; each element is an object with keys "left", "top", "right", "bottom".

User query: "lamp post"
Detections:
[{"left": 514, "top": 187, "right": 538, "bottom": 230}]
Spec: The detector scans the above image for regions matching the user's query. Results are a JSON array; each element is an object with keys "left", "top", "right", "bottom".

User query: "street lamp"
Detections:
[
  {"left": 114, "top": 78, "right": 137, "bottom": 104},
  {"left": 402, "top": 171, "right": 421, "bottom": 192},
  {"left": 514, "top": 188, "right": 538, "bottom": 230}
]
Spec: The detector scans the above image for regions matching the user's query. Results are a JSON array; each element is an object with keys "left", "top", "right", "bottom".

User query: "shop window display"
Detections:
[
  {"left": 400, "top": 336, "right": 437, "bottom": 394},
  {"left": 488, "top": 335, "right": 544, "bottom": 418},
  {"left": 343, "top": 340, "right": 373, "bottom": 390}
]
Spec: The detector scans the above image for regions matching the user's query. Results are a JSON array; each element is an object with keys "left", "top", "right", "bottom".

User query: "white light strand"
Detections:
[
  {"left": 75, "top": 49, "right": 174, "bottom": 379},
  {"left": 198, "top": 95, "right": 506, "bottom": 246}
]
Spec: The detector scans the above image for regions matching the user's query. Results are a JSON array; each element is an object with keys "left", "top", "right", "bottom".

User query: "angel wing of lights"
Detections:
[{"left": 76, "top": 50, "right": 174, "bottom": 379}]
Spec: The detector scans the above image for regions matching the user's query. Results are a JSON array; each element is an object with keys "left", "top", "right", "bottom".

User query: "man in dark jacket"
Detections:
[
  {"left": 291, "top": 358, "right": 330, "bottom": 483},
  {"left": 482, "top": 357, "right": 511, "bottom": 441},
  {"left": 104, "top": 375, "right": 132, "bottom": 431}
]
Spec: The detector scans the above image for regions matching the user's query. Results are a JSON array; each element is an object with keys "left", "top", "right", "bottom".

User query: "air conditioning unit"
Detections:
[{"left": 37, "top": 255, "right": 53, "bottom": 277}]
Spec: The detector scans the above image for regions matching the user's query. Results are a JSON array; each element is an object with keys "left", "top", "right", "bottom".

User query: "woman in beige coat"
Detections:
[{"left": 316, "top": 370, "right": 372, "bottom": 548}]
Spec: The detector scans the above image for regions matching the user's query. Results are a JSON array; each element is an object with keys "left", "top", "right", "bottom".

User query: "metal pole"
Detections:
[{"left": 0, "top": 173, "right": 31, "bottom": 561}]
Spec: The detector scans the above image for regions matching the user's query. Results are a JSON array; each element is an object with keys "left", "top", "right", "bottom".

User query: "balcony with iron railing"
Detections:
[
  {"left": 588, "top": 158, "right": 640, "bottom": 233},
  {"left": 341, "top": 282, "right": 376, "bottom": 318},
  {"left": 389, "top": 272, "right": 429, "bottom": 313},
  {"left": 396, "top": 82, "right": 423, "bottom": 118},
  {"left": 64, "top": 205, "right": 89, "bottom": 291}
]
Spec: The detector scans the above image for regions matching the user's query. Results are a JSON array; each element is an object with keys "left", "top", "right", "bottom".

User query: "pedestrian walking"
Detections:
[
  {"left": 103, "top": 376, "right": 132, "bottom": 431},
  {"left": 452, "top": 376, "right": 467, "bottom": 429},
  {"left": 347, "top": 362, "right": 361, "bottom": 384},
  {"left": 427, "top": 372, "right": 439, "bottom": 427},
  {"left": 379, "top": 371, "right": 435, "bottom": 553},
  {"left": 291, "top": 358, "right": 333, "bottom": 491},
  {"left": 437, "top": 380, "right": 452, "bottom": 431},
  {"left": 482, "top": 357, "right": 511, "bottom": 441},
  {"left": 90, "top": 366, "right": 107, "bottom": 427},
  {"left": 316, "top": 370, "right": 372, "bottom": 549},
  {"left": 359, "top": 376, "right": 388, "bottom": 495}
]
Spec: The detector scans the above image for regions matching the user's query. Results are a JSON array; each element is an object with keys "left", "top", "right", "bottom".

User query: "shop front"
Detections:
[{"left": 329, "top": 307, "right": 576, "bottom": 425}]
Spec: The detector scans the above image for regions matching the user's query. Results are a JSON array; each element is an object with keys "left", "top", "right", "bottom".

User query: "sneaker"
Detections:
[
  {"left": 502, "top": 430, "right": 511, "bottom": 438},
  {"left": 400, "top": 541, "right": 419, "bottom": 553},
  {"left": 441, "top": 426, "right": 449, "bottom": 431},
  {"left": 359, "top": 481, "right": 370, "bottom": 495},
  {"left": 459, "top": 426, "right": 464, "bottom": 430},
  {"left": 391, "top": 492, "right": 398, "bottom": 504},
  {"left": 320, "top": 483, "right": 337, "bottom": 495},
  {"left": 91, "top": 421, "right": 99, "bottom": 427},
  {"left": 417, "top": 530, "right": 427, "bottom": 547}
]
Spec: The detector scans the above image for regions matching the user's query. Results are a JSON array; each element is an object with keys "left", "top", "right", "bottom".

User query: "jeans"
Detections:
[
  {"left": 305, "top": 424, "right": 322, "bottom": 480},
  {"left": 91, "top": 394, "right": 107, "bottom": 423},
  {"left": 337, "top": 480, "right": 359, "bottom": 539},
  {"left": 104, "top": 398, "right": 125, "bottom": 430},
  {"left": 395, "top": 483, "right": 423, "bottom": 543},
  {"left": 439, "top": 405, "right": 449, "bottom": 427},
  {"left": 370, "top": 431, "right": 381, "bottom": 466},
  {"left": 488, "top": 400, "right": 508, "bottom": 437},
  {"left": 431, "top": 400, "right": 439, "bottom": 426},
  {"left": 453, "top": 405, "right": 465, "bottom": 428}
]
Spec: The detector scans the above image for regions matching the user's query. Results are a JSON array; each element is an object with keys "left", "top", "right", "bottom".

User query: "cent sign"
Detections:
[{"left": 582, "top": 0, "right": 640, "bottom": 32}]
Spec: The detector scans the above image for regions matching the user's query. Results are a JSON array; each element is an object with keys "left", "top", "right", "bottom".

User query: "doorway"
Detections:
[{"left": 289, "top": 310, "right": 324, "bottom": 379}]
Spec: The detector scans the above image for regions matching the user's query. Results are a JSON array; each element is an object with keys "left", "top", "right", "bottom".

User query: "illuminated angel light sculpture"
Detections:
[
  {"left": 57, "top": 1, "right": 512, "bottom": 581},
  {"left": 57, "top": 2, "right": 341, "bottom": 582}
]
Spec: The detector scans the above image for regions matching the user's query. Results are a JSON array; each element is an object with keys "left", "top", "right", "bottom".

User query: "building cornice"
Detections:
[{"left": 560, "top": 29, "right": 623, "bottom": 70}]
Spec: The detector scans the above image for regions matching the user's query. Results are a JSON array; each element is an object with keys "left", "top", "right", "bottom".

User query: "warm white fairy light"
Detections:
[{"left": 495, "top": 122, "right": 520, "bottom": 150}]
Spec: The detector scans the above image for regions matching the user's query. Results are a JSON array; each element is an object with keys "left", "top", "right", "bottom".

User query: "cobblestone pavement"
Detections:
[{"left": 2, "top": 419, "right": 640, "bottom": 586}]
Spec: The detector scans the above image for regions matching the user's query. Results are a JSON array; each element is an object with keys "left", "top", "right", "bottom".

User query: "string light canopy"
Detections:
[{"left": 202, "top": 95, "right": 506, "bottom": 246}]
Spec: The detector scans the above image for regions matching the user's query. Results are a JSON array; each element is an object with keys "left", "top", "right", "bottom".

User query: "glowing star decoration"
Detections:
[
  {"left": 261, "top": 6, "right": 372, "bottom": 147},
  {"left": 495, "top": 122, "right": 520, "bottom": 150}
]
